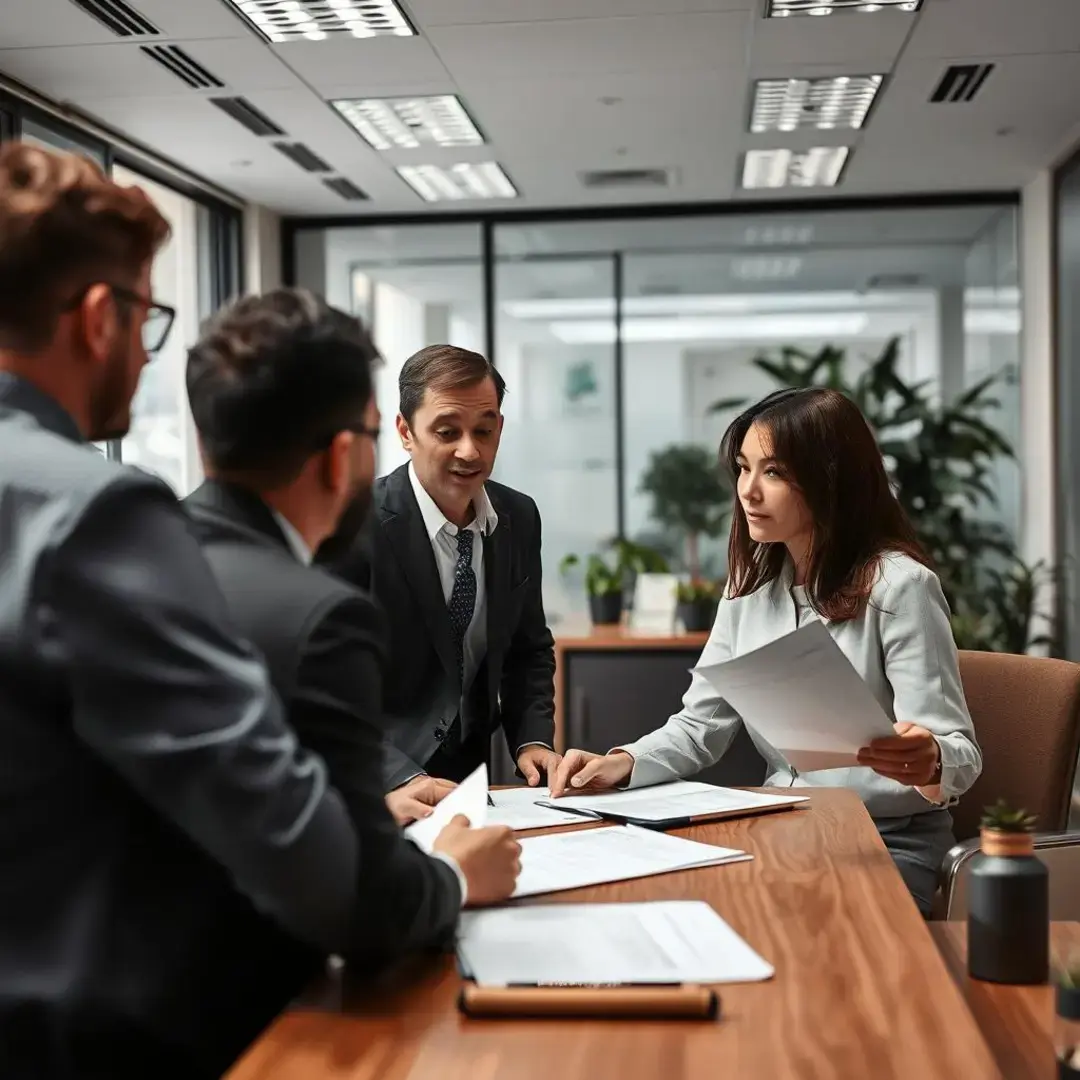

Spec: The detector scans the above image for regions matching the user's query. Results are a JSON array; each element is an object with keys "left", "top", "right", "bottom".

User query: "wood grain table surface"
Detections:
[
  {"left": 227, "top": 788, "right": 1002, "bottom": 1080},
  {"left": 930, "top": 921, "right": 1080, "bottom": 1080}
]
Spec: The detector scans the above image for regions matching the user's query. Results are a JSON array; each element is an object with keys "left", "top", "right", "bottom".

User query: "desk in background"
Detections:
[
  {"left": 227, "top": 789, "right": 1001, "bottom": 1080},
  {"left": 552, "top": 625, "right": 765, "bottom": 787}
]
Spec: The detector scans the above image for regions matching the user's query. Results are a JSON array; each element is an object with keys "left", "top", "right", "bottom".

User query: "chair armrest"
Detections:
[{"left": 938, "top": 832, "right": 1080, "bottom": 920}]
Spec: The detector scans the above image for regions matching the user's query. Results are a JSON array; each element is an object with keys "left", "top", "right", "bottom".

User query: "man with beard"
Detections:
[
  {"left": 0, "top": 145, "right": 391, "bottom": 1078},
  {"left": 183, "top": 289, "right": 520, "bottom": 946}
]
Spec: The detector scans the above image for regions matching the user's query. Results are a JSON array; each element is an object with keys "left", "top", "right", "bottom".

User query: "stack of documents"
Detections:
[
  {"left": 514, "top": 825, "right": 750, "bottom": 898},
  {"left": 541, "top": 780, "right": 807, "bottom": 828},
  {"left": 458, "top": 901, "right": 774, "bottom": 986},
  {"left": 487, "top": 786, "right": 593, "bottom": 831},
  {"left": 696, "top": 620, "right": 897, "bottom": 772}
]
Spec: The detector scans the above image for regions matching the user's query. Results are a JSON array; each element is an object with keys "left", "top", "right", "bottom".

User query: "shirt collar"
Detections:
[
  {"left": 0, "top": 372, "right": 84, "bottom": 445},
  {"left": 270, "top": 509, "right": 313, "bottom": 565},
  {"left": 408, "top": 460, "right": 498, "bottom": 541}
]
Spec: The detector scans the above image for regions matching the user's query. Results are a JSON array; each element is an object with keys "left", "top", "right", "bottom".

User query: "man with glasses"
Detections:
[
  {"left": 0, "top": 144, "right": 418, "bottom": 1078},
  {"left": 183, "top": 289, "right": 520, "bottom": 947}
]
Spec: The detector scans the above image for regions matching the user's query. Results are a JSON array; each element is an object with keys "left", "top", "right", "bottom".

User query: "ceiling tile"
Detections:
[
  {"left": 905, "top": 0, "right": 1080, "bottom": 59},
  {"left": 749, "top": 13, "right": 909, "bottom": 68},
  {"left": 272, "top": 37, "right": 452, "bottom": 93},
  {"left": 427, "top": 12, "right": 751, "bottom": 80},
  {"left": 408, "top": 0, "right": 752, "bottom": 24}
]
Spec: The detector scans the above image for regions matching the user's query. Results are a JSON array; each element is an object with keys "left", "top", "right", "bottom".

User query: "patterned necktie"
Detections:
[{"left": 447, "top": 528, "right": 477, "bottom": 684}]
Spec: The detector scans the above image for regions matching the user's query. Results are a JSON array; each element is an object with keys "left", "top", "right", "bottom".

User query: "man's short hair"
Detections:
[
  {"left": 0, "top": 142, "right": 170, "bottom": 353},
  {"left": 399, "top": 344, "right": 506, "bottom": 426},
  {"left": 187, "top": 288, "right": 379, "bottom": 486}
]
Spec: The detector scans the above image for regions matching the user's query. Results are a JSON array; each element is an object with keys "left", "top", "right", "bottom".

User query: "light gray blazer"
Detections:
[{"left": 620, "top": 553, "right": 982, "bottom": 821}]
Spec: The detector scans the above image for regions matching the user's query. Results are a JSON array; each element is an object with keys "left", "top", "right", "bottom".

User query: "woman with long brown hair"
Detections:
[{"left": 551, "top": 387, "right": 982, "bottom": 915}]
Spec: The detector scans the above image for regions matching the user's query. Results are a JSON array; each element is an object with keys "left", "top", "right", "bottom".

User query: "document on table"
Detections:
[
  {"left": 696, "top": 620, "right": 896, "bottom": 772},
  {"left": 457, "top": 901, "right": 774, "bottom": 986},
  {"left": 513, "top": 825, "right": 750, "bottom": 898},
  {"left": 487, "top": 786, "right": 598, "bottom": 831},
  {"left": 404, "top": 763, "right": 488, "bottom": 853},
  {"left": 542, "top": 780, "right": 807, "bottom": 825}
]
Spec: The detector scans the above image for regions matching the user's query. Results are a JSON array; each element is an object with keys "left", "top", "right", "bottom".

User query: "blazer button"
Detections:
[{"left": 434, "top": 729, "right": 445, "bottom": 740}]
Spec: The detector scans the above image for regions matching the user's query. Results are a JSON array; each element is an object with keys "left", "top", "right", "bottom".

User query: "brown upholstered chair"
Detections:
[{"left": 936, "top": 650, "right": 1080, "bottom": 919}]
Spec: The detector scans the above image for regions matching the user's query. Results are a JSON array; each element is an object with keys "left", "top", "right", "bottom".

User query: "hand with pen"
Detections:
[{"left": 549, "top": 748, "right": 635, "bottom": 798}]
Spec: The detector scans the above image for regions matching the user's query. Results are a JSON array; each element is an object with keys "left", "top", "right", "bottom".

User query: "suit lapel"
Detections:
[
  {"left": 380, "top": 469, "right": 460, "bottom": 683},
  {"left": 484, "top": 497, "right": 511, "bottom": 708}
]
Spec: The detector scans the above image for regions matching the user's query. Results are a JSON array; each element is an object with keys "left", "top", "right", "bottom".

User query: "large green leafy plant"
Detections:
[
  {"left": 709, "top": 338, "right": 1055, "bottom": 654},
  {"left": 638, "top": 444, "right": 732, "bottom": 580}
]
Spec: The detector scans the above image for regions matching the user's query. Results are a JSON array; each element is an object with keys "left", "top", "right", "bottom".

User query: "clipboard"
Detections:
[{"left": 541, "top": 797, "right": 805, "bottom": 832}]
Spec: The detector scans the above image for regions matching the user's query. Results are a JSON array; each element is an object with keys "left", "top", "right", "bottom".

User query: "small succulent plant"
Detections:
[{"left": 980, "top": 798, "right": 1037, "bottom": 834}]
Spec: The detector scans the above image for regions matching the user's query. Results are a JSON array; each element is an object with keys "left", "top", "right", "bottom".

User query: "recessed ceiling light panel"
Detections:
[
  {"left": 332, "top": 95, "right": 483, "bottom": 150},
  {"left": 766, "top": 0, "right": 920, "bottom": 15},
  {"left": 397, "top": 162, "right": 518, "bottom": 202},
  {"left": 225, "top": 0, "right": 415, "bottom": 43},
  {"left": 741, "top": 147, "right": 850, "bottom": 189},
  {"left": 751, "top": 75, "right": 882, "bottom": 133}
]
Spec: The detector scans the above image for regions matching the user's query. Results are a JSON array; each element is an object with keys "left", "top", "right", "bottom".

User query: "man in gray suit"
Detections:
[{"left": 0, "top": 144, "right": 513, "bottom": 1079}]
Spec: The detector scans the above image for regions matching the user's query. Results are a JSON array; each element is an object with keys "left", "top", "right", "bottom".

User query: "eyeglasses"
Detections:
[{"left": 63, "top": 283, "right": 176, "bottom": 355}]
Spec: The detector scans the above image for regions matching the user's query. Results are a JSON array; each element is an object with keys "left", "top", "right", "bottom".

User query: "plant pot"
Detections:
[
  {"left": 1055, "top": 984, "right": 1080, "bottom": 1077},
  {"left": 677, "top": 597, "right": 719, "bottom": 633},
  {"left": 967, "top": 828, "right": 1048, "bottom": 985},
  {"left": 588, "top": 591, "right": 623, "bottom": 626}
]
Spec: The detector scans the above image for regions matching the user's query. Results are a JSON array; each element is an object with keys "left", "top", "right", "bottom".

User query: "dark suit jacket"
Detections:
[
  {"left": 0, "top": 376, "right": 362, "bottom": 1080},
  {"left": 184, "top": 480, "right": 462, "bottom": 963},
  {"left": 325, "top": 464, "right": 556, "bottom": 789}
]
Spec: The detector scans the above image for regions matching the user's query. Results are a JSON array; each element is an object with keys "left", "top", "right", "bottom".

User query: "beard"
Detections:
[
  {"left": 315, "top": 481, "right": 373, "bottom": 567},
  {"left": 87, "top": 337, "right": 136, "bottom": 443}
]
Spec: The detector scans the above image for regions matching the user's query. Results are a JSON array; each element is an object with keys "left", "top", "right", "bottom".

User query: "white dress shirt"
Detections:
[
  {"left": 272, "top": 504, "right": 468, "bottom": 905},
  {"left": 619, "top": 552, "right": 982, "bottom": 820}
]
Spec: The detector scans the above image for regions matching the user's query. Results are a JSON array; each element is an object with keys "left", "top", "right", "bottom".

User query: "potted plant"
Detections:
[
  {"left": 560, "top": 540, "right": 669, "bottom": 626},
  {"left": 676, "top": 579, "right": 721, "bottom": 633},
  {"left": 967, "top": 799, "right": 1048, "bottom": 985},
  {"left": 1054, "top": 959, "right": 1080, "bottom": 1076}
]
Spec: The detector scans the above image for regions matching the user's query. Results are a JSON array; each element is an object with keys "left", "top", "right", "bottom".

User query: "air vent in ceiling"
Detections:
[
  {"left": 210, "top": 97, "right": 285, "bottom": 137},
  {"left": 930, "top": 64, "right": 994, "bottom": 103},
  {"left": 324, "top": 178, "right": 369, "bottom": 202},
  {"left": 275, "top": 142, "right": 332, "bottom": 173},
  {"left": 579, "top": 168, "right": 674, "bottom": 190},
  {"left": 69, "top": 0, "right": 158, "bottom": 37},
  {"left": 141, "top": 46, "right": 224, "bottom": 90}
]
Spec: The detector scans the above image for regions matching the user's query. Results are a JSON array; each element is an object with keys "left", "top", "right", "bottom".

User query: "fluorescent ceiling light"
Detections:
[
  {"left": 549, "top": 313, "right": 869, "bottom": 345},
  {"left": 767, "top": 0, "right": 920, "bottom": 15},
  {"left": 742, "top": 223, "right": 815, "bottom": 245},
  {"left": 503, "top": 291, "right": 940, "bottom": 321},
  {"left": 397, "top": 162, "right": 518, "bottom": 202},
  {"left": 741, "top": 147, "right": 849, "bottom": 189},
  {"left": 751, "top": 76, "right": 883, "bottom": 133},
  {"left": 226, "top": 0, "right": 414, "bottom": 42},
  {"left": 730, "top": 256, "right": 802, "bottom": 280},
  {"left": 332, "top": 95, "right": 483, "bottom": 151}
]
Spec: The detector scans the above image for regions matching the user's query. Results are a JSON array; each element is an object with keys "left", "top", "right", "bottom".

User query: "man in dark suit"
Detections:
[
  {"left": 0, "top": 144, "right": 371, "bottom": 1079},
  {"left": 183, "top": 290, "right": 521, "bottom": 948},
  {"left": 324, "top": 344, "right": 560, "bottom": 791}
]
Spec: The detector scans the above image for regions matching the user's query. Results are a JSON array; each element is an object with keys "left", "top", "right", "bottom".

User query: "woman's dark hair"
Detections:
[{"left": 721, "top": 386, "right": 930, "bottom": 622}]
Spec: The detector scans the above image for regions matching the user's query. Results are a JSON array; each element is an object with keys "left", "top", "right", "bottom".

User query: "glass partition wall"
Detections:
[{"left": 291, "top": 200, "right": 1023, "bottom": 629}]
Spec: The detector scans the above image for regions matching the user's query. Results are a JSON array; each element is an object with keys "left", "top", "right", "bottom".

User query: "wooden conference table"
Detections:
[{"left": 227, "top": 788, "right": 1003, "bottom": 1080}]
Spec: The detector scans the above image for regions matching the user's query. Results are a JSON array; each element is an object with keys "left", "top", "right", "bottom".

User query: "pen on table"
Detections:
[{"left": 486, "top": 794, "right": 495, "bottom": 807}]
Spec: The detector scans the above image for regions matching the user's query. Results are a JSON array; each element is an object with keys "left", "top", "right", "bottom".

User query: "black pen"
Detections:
[{"left": 486, "top": 793, "right": 495, "bottom": 807}]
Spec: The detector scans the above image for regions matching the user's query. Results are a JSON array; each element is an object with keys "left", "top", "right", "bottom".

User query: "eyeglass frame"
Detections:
[{"left": 61, "top": 282, "right": 176, "bottom": 355}]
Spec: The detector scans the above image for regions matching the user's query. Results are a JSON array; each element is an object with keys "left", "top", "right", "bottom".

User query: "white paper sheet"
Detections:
[
  {"left": 404, "top": 764, "right": 489, "bottom": 853},
  {"left": 487, "top": 786, "right": 598, "bottom": 831},
  {"left": 696, "top": 620, "right": 897, "bottom": 772},
  {"left": 458, "top": 901, "right": 774, "bottom": 987},
  {"left": 543, "top": 780, "right": 807, "bottom": 822},
  {"left": 513, "top": 825, "right": 750, "bottom": 898}
]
